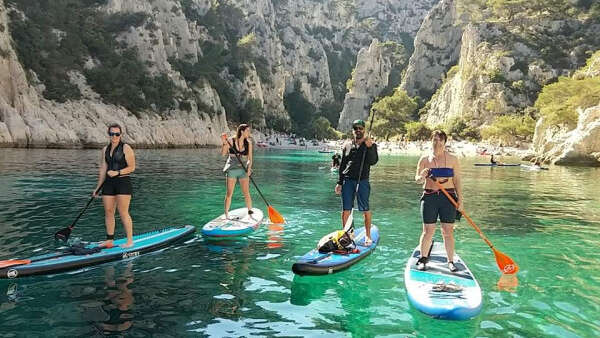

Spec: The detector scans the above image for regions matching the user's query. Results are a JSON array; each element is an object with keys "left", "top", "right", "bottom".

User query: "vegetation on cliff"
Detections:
[{"left": 7, "top": 0, "right": 176, "bottom": 113}]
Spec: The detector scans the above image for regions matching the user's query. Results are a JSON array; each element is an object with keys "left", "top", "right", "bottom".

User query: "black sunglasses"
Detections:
[
  {"left": 353, "top": 126, "right": 364, "bottom": 131},
  {"left": 108, "top": 132, "right": 121, "bottom": 137}
]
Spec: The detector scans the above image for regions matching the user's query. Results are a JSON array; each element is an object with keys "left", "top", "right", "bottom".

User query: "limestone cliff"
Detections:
[
  {"left": 0, "top": 0, "right": 227, "bottom": 148},
  {"left": 337, "top": 40, "right": 391, "bottom": 131},
  {"left": 420, "top": 7, "right": 600, "bottom": 128}
]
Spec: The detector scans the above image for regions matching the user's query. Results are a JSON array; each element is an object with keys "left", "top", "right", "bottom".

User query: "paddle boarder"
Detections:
[
  {"left": 221, "top": 124, "right": 253, "bottom": 220},
  {"left": 94, "top": 123, "right": 136, "bottom": 248},
  {"left": 331, "top": 153, "right": 341, "bottom": 169},
  {"left": 414, "top": 130, "right": 463, "bottom": 272},
  {"left": 335, "top": 119, "right": 378, "bottom": 246}
]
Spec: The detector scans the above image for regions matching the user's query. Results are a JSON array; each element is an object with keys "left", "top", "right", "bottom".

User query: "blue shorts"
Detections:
[{"left": 341, "top": 179, "right": 370, "bottom": 211}]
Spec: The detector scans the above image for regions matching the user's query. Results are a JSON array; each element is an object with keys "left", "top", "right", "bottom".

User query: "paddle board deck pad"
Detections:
[
  {"left": 474, "top": 163, "right": 520, "bottom": 167},
  {"left": 202, "top": 208, "right": 264, "bottom": 238},
  {"left": 0, "top": 226, "right": 196, "bottom": 279},
  {"left": 404, "top": 242, "right": 482, "bottom": 320},
  {"left": 292, "top": 225, "right": 379, "bottom": 275}
]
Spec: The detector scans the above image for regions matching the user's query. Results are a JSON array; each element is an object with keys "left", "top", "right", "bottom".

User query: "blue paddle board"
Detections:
[
  {"left": 0, "top": 225, "right": 196, "bottom": 279},
  {"left": 474, "top": 163, "right": 520, "bottom": 167},
  {"left": 404, "top": 241, "right": 482, "bottom": 320},
  {"left": 292, "top": 225, "right": 379, "bottom": 275},
  {"left": 202, "top": 208, "right": 264, "bottom": 238}
]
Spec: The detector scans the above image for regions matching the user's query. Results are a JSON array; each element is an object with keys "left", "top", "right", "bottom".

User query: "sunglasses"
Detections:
[
  {"left": 108, "top": 132, "right": 121, "bottom": 137},
  {"left": 353, "top": 126, "right": 364, "bottom": 131}
]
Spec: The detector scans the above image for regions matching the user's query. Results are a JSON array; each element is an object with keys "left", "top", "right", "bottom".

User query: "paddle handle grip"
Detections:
[{"left": 432, "top": 179, "right": 495, "bottom": 249}]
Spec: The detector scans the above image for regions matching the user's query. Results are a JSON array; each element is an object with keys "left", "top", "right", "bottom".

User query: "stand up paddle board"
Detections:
[
  {"left": 404, "top": 241, "right": 482, "bottom": 320},
  {"left": 202, "top": 208, "right": 264, "bottom": 238},
  {"left": 0, "top": 225, "right": 196, "bottom": 279},
  {"left": 474, "top": 163, "right": 520, "bottom": 167},
  {"left": 292, "top": 225, "right": 379, "bottom": 275}
]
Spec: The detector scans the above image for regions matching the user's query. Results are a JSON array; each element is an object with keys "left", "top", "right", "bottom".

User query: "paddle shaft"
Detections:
[
  {"left": 344, "top": 109, "right": 377, "bottom": 231},
  {"left": 431, "top": 179, "right": 495, "bottom": 249},
  {"left": 68, "top": 183, "right": 105, "bottom": 230},
  {"left": 225, "top": 139, "right": 271, "bottom": 207}
]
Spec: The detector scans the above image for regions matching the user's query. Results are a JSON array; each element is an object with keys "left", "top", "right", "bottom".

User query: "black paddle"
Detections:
[{"left": 54, "top": 183, "right": 104, "bottom": 241}]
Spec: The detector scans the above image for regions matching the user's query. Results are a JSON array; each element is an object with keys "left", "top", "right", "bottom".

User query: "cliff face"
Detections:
[
  {"left": 337, "top": 40, "right": 392, "bottom": 131},
  {"left": 400, "top": 0, "right": 464, "bottom": 100},
  {"left": 413, "top": 1, "right": 600, "bottom": 132},
  {"left": 0, "top": 0, "right": 439, "bottom": 147},
  {"left": 0, "top": 0, "right": 227, "bottom": 148}
]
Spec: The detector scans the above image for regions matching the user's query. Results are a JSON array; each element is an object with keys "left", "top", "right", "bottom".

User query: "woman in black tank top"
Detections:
[
  {"left": 220, "top": 124, "right": 254, "bottom": 219},
  {"left": 93, "top": 123, "right": 136, "bottom": 248}
]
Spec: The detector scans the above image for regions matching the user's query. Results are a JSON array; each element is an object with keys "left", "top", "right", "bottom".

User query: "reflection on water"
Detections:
[
  {"left": 97, "top": 264, "right": 135, "bottom": 333},
  {"left": 0, "top": 149, "right": 599, "bottom": 337}
]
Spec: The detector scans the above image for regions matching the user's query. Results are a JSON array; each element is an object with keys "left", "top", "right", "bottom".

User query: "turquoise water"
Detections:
[{"left": 0, "top": 148, "right": 599, "bottom": 337}]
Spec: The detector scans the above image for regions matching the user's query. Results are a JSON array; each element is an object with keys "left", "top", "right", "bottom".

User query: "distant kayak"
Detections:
[
  {"left": 202, "top": 208, "right": 264, "bottom": 238},
  {"left": 292, "top": 225, "right": 379, "bottom": 275},
  {"left": 0, "top": 226, "right": 196, "bottom": 279},
  {"left": 405, "top": 241, "right": 482, "bottom": 320},
  {"left": 318, "top": 150, "right": 334, "bottom": 154},
  {"left": 474, "top": 163, "right": 520, "bottom": 167}
]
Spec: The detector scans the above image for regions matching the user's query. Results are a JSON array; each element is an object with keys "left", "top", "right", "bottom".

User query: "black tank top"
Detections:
[
  {"left": 105, "top": 142, "right": 128, "bottom": 171},
  {"left": 229, "top": 138, "right": 249, "bottom": 156}
]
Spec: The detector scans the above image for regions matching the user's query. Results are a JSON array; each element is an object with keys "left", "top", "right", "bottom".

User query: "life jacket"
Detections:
[{"left": 317, "top": 229, "right": 356, "bottom": 254}]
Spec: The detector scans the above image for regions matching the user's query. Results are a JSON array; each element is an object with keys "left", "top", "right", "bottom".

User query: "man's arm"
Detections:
[{"left": 366, "top": 143, "right": 378, "bottom": 165}]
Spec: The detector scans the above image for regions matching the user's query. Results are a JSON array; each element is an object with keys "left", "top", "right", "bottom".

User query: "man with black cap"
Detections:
[{"left": 334, "top": 119, "right": 378, "bottom": 245}]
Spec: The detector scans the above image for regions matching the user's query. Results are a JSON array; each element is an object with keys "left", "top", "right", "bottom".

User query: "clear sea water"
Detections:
[{"left": 0, "top": 148, "right": 599, "bottom": 337}]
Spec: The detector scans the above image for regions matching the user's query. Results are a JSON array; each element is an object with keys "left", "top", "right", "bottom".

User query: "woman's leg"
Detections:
[
  {"left": 116, "top": 194, "right": 133, "bottom": 248},
  {"left": 102, "top": 195, "right": 117, "bottom": 246},
  {"left": 239, "top": 177, "right": 252, "bottom": 211},
  {"left": 224, "top": 177, "right": 236, "bottom": 218}
]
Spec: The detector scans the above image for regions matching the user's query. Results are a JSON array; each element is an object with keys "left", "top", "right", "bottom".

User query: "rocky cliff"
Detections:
[
  {"left": 0, "top": 0, "right": 439, "bottom": 147},
  {"left": 410, "top": 1, "right": 600, "bottom": 141}
]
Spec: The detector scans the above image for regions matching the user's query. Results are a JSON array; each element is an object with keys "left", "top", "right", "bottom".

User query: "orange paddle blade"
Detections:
[
  {"left": 0, "top": 259, "right": 31, "bottom": 269},
  {"left": 268, "top": 206, "right": 285, "bottom": 224},
  {"left": 493, "top": 248, "right": 519, "bottom": 274}
]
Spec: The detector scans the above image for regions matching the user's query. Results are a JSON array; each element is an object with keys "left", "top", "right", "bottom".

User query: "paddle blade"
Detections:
[
  {"left": 0, "top": 259, "right": 31, "bottom": 269},
  {"left": 268, "top": 206, "right": 285, "bottom": 224},
  {"left": 493, "top": 248, "right": 519, "bottom": 274},
  {"left": 54, "top": 227, "right": 72, "bottom": 242}
]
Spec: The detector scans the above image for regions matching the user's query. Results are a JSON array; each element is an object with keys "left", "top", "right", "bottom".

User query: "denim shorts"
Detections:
[
  {"left": 226, "top": 168, "right": 247, "bottom": 179},
  {"left": 341, "top": 179, "right": 370, "bottom": 211}
]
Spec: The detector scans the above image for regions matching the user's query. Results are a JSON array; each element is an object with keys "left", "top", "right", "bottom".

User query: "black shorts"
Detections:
[
  {"left": 420, "top": 190, "right": 457, "bottom": 224},
  {"left": 102, "top": 176, "right": 132, "bottom": 196}
]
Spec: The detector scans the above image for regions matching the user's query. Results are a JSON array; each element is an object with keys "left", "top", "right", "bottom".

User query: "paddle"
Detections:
[
  {"left": 0, "top": 252, "right": 68, "bottom": 269},
  {"left": 54, "top": 183, "right": 104, "bottom": 242},
  {"left": 429, "top": 177, "right": 519, "bottom": 274},
  {"left": 342, "top": 109, "right": 377, "bottom": 233},
  {"left": 224, "top": 137, "right": 285, "bottom": 224}
]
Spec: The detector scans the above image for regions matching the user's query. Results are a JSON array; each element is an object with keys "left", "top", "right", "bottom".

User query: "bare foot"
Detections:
[
  {"left": 364, "top": 237, "right": 373, "bottom": 246},
  {"left": 99, "top": 240, "right": 114, "bottom": 248},
  {"left": 120, "top": 241, "right": 134, "bottom": 248}
]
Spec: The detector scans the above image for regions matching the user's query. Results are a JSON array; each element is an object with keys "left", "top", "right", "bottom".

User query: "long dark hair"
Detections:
[{"left": 236, "top": 124, "right": 249, "bottom": 139}]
